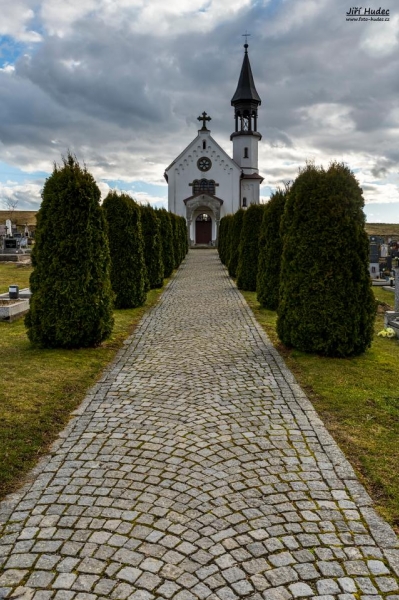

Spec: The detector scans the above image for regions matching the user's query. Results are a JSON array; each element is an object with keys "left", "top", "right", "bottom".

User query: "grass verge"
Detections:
[
  {"left": 0, "top": 262, "right": 32, "bottom": 293},
  {"left": 242, "top": 287, "right": 399, "bottom": 532},
  {"left": 0, "top": 262, "right": 170, "bottom": 500}
]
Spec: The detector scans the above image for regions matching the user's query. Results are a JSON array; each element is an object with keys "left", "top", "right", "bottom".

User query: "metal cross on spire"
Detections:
[
  {"left": 242, "top": 31, "right": 251, "bottom": 46},
  {"left": 198, "top": 111, "right": 211, "bottom": 130}
]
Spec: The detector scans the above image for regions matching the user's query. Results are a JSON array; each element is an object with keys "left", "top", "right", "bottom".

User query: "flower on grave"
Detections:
[{"left": 377, "top": 327, "right": 396, "bottom": 338}]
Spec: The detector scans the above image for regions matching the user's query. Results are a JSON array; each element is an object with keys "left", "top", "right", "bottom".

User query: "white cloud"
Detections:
[
  {"left": 264, "top": 0, "right": 328, "bottom": 37},
  {"left": 97, "top": 183, "right": 167, "bottom": 208},
  {"left": 39, "top": 0, "right": 251, "bottom": 37},
  {"left": 297, "top": 103, "right": 355, "bottom": 135},
  {"left": 0, "top": 180, "right": 43, "bottom": 209},
  {"left": 0, "top": 0, "right": 42, "bottom": 42},
  {"left": 360, "top": 14, "right": 399, "bottom": 57},
  {"left": 357, "top": 179, "right": 399, "bottom": 205},
  {"left": 0, "top": 65, "right": 15, "bottom": 74},
  {"left": 128, "top": 190, "right": 167, "bottom": 208}
]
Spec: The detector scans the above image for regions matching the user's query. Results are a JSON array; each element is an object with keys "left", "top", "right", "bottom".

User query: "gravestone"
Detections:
[
  {"left": 2, "top": 238, "right": 19, "bottom": 256},
  {"left": 384, "top": 258, "right": 399, "bottom": 327},
  {"left": 6, "top": 219, "right": 12, "bottom": 236},
  {"left": 4, "top": 238, "right": 17, "bottom": 250}
]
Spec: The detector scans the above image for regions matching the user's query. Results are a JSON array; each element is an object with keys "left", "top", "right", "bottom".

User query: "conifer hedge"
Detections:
[
  {"left": 103, "top": 191, "right": 147, "bottom": 308},
  {"left": 277, "top": 162, "right": 376, "bottom": 357},
  {"left": 171, "top": 214, "right": 181, "bottom": 269},
  {"left": 25, "top": 154, "right": 114, "bottom": 348},
  {"left": 218, "top": 214, "right": 233, "bottom": 265},
  {"left": 218, "top": 216, "right": 226, "bottom": 263},
  {"left": 236, "top": 204, "right": 266, "bottom": 291},
  {"left": 228, "top": 209, "right": 245, "bottom": 278},
  {"left": 169, "top": 214, "right": 187, "bottom": 268},
  {"left": 140, "top": 204, "right": 164, "bottom": 289},
  {"left": 157, "top": 208, "right": 175, "bottom": 278},
  {"left": 179, "top": 216, "right": 189, "bottom": 259},
  {"left": 257, "top": 188, "right": 287, "bottom": 309}
]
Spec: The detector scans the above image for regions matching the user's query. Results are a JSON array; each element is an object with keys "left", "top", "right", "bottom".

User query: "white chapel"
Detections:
[{"left": 164, "top": 43, "right": 263, "bottom": 247}]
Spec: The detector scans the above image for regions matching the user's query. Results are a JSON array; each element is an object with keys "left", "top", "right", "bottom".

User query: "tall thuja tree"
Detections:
[
  {"left": 103, "top": 191, "right": 147, "bottom": 308},
  {"left": 179, "top": 216, "right": 188, "bottom": 259},
  {"left": 140, "top": 204, "right": 164, "bottom": 289},
  {"left": 218, "top": 214, "right": 233, "bottom": 266},
  {"left": 257, "top": 188, "right": 288, "bottom": 309},
  {"left": 277, "top": 162, "right": 376, "bottom": 357},
  {"left": 25, "top": 154, "right": 114, "bottom": 348},
  {"left": 218, "top": 216, "right": 226, "bottom": 263},
  {"left": 236, "top": 204, "right": 266, "bottom": 291},
  {"left": 171, "top": 213, "right": 181, "bottom": 269},
  {"left": 171, "top": 214, "right": 187, "bottom": 269},
  {"left": 174, "top": 215, "right": 186, "bottom": 266},
  {"left": 157, "top": 208, "right": 175, "bottom": 278},
  {"left": 228, "top": 209, "right": 245, "bottom": 277},
  {"left": 169, "top": 213, "right": 180, "bottom": 269}
]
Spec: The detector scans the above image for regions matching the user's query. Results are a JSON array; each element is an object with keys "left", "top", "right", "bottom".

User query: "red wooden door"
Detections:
[{"left": 196, "top": 220, "right": 212, "bottom": 244}]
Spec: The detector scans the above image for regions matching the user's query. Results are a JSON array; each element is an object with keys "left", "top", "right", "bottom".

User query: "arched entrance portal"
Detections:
[
  {"left": 184, "top": 194, "right": 224, "bottom": 247},
  {"left": 196, "top": 213, "right": 212, "bottom": 244}
]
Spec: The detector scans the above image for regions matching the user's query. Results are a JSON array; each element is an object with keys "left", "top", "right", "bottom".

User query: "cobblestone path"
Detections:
[{"left": 1, "top": 249, "right": 399, "bottom": 600}]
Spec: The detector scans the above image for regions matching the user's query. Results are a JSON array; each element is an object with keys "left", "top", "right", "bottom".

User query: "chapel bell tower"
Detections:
[{"left": 231, "top": 42, "right": 263, "bottom": 206}]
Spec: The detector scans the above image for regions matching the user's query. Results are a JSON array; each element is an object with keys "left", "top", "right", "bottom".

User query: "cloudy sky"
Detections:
[{"left": 0, "top": 0, "right": 398, "bottom": 222}]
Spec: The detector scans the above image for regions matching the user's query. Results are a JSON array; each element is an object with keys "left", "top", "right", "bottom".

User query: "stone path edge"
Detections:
[{"left": 0, "top": 270, "right": 181, "bottom": 531}]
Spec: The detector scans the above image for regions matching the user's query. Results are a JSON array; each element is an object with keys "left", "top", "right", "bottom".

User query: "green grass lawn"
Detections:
[
  {"left": 0, "top": 262, "right": 32, "bottom": 293},
  {"left": 242, "top": 288, "right": 399, "bottom": 532},
  {"left": 0, "top": 263, "right": 169, "bottom": 499}
]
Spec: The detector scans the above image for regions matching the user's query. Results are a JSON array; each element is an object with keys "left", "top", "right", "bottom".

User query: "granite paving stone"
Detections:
[{"left": 0, "top": 249, "right": 398, "bottom": 600}]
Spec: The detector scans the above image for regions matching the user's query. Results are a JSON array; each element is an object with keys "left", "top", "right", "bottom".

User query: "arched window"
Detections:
[
  {"left": 192, "top": 179, "right": 216, "bottom": 195},
  {"left": 203, "top": 141, "right": 206, "bottom": 150},
  {"left": 242, "top": 197, "right": 247, "bottom": 208},
  {"left": 244, "top": 147, "right": 249, "bottom": 158},
  {"left": 196, "top": 213, "right": 212, "bottom": 222}
]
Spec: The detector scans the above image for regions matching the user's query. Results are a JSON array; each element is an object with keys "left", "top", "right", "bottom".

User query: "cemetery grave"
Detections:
[{"left": 0, "top": 287, "right": 31, "bottom": 322}]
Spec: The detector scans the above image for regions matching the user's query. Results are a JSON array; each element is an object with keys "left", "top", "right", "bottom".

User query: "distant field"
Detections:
[
  {"left": 0, "top": 210, "right": 37, "bottom": 226},
  {"left": 365, "top": 223, "right": 399, "bottom": 237}
]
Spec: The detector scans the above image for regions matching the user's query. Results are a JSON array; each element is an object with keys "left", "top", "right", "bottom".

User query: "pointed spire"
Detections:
[{"left": 231, "top": 43, "right": 261, "bottom": 105}]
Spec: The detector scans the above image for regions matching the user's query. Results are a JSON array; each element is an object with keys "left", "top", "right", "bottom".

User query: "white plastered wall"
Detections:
[{"left": 167, "top": 130, "right": 242, "bottom": 219}]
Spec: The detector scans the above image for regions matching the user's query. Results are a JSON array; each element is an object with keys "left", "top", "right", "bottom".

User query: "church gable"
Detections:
[
  {"left": 166, "top": 128, "right": 242, "bottom": 219},
  {"left": 165, "top": 133, "right": 239, "bottom": 180}
]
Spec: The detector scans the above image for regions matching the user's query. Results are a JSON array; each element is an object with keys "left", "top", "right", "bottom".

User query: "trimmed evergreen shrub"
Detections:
[
  {"left": 277, "top": 162, "right": 376, "bottom": 357},
  {"left": 140, "top": 204, "right": 164, "bottom": 289},
  {"left": 184, "top": 217, "right": 189, "bottom": 255},
  {"left": 157, "top": 208, "right": 175, "bottom": 278},
  {"left": 228, "top": 209, "right": 245, "bottom": 278},
  {"left": 236, "top": 204, "right": 266, "bottom": 291},
  {"left": 257, "top": 188, "right": 288, "bottom": 309},
  {"left": 103, "top": 191, "right": 147, "bottom": 308},
  {"left": 25, "top": 154, "right": 114, "bottom": 348},
  {"left": 170, "top": 213, "right": 178, "bottom": 269},
  {"left": 218, "top": 217, "right": 226, "bottom": 263},
  {"left": 218, "top": 214, "right": 233, "bottom": 265},
  {"left": 178, "top": 216, "right": 188, "bottom": 260},
  {"left": 170, "top": 213, "right": 185, "bottom": 268}
]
